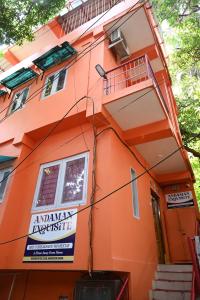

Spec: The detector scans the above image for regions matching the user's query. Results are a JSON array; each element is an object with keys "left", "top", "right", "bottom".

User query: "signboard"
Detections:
[
  {"left": 165, "top": 191, "right": 194, "bottom": 209},
  {"left": 23, "top": 209, "right": 77, "bottom": 263}
]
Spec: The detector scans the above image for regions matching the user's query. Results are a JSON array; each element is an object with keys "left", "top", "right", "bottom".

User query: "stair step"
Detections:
[
  {"left": 152, "top": 280, "right": 192, "bottom": 291},
  {"left": 149, "top": 290, "right": 191, "bottom": 300},
  {"left": 155, "top": 271, "right": 192, "bottom": 281},
  {"left": 157, "top": 264, "right": 192, "bottom": 272}
]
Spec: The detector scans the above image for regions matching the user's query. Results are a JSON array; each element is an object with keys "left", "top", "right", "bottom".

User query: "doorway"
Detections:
[{"left": 151, "top": 192, "right": 166, "bottom": 263}]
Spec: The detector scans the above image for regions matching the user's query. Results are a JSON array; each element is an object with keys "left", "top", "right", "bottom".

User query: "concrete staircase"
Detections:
[{"left": 149, "top": 264, "right": 193, "bottom": 300}]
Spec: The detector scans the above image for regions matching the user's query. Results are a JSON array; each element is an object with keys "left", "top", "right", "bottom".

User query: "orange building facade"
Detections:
[{"left": 0, "top": 0, "right": 199, "bottom": 299}]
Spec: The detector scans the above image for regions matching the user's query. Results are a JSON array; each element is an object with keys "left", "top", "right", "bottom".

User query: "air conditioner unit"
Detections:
[{"left": 109, "top": 29, "right": 129, "bottom": 60}]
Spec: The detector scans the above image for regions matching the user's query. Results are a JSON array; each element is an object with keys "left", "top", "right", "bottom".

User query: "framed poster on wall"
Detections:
[
  {"left": 23, "top": 209, "right": 77, "bottom": 262},
  {"left": 165, "top": 191, "right": 194, "bottom": 209}
]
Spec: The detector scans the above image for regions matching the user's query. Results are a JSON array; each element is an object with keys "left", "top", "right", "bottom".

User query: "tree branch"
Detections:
[
  {"left": 180, "top": 128, "right": 200, "bottom": 139},
  {"left": 184, "top": 145, "right": 200, "bottom": 158}
]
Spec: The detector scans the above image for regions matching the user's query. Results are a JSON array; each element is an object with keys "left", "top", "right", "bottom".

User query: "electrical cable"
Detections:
[
  {"left": 0, "top": 135, "right": 196, "bottom": 246},
  {"left": 96, "top": 126, "right": 159, "bottom": 183},
  {"left": 0, "top": 0, "right": 146, "bottom": 121},
  {"left": 0, "top": 0, "right": 194, "bottom": 252},
  {"left": 88, "top": 96, "right": 97, "bottom": 276},
  {"left": 0, "top": 0, "right": 123, "bottom": 73},
  {"left": 0, "top": 95, "right": 92, "bottom": 185},
  {"left": 0, "top": 76, "right": 165, "bottom": 188},
  {"left": 0, "top": 0, "right": 150, "bottom": 188},
  {"left": 0, "top": 0, "right": 125, "bottom": 116},
  {"left": 0, "top": 75, "right": 194, "bottom": 187},
  {"left": 7, "top": 127, "right": 92, "bottom": 179}
]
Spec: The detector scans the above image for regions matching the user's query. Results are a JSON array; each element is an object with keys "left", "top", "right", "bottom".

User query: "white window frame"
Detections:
[
  {"left": 0, "top": 167, "right": 12, "bottom": 203},
  {"left": 130, "top": 168, "right": 140, "bottom": 219},
  {"left": 41, "top": 68, "right": 68, "bottom": 99},
  {"left": 32, "top": 152, "right": 89, "bottom": 212},
  {"left": 8, "top": 86, "right": 29, "bottom": 115}
]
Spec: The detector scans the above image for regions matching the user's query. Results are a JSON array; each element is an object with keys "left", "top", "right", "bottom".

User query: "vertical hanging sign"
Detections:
[
  {"left": 165, "top": 191, "right": 194, "bottom": 209},
  {"left": 23, "top": 209, "right": 77, "bottom": 262}
]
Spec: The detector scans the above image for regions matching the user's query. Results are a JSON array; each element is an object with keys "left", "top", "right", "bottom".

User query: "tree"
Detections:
[
  {"left": 152, "top": 0, "right": 200, "bottom": 202},
  {"left": 0, "top": 0, "right": 66, "bottom": 45}
]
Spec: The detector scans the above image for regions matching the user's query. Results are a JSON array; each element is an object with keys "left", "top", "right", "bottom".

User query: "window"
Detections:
[
  {"left": 42, "top": 68, "right": 67, "bottom": 98},
  {"left": 33, "top": 153, "right": 88, "bottom": 211},
  {"left": 8, "top": 87, "right": 29, "bottom": 115},
  {"left": 0, "top": 168, "right": 11, "bottom": 202},
  {"left": 131, "top": 168, "right": 139, "bottom": 218}
]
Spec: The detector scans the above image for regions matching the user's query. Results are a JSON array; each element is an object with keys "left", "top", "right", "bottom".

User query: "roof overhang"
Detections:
[
  {"left": 0, "top": 156, "right": 16, "bottom": 163},
  {"left": 0, "top": 90, "right": 7, "bottom": 97},
  {"left": 33, "top": 41, "right": 77, "bottom": 71},
  {"left": 0, "top": 68, "right": 38, "bottom": 90}
]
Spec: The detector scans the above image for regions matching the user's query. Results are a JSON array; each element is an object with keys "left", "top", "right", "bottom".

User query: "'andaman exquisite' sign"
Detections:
[
  {"left": 165, "top": 191, "right": 194, "bottom": 209},
  {"left": 23, "top": 209, "right": 77, "bottom": 263}
]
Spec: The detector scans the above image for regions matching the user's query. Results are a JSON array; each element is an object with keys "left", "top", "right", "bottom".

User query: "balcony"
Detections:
[
  {"left": 103, "top": 55, "right": 169, "bottom": 131},
  {"left": 104, "top": 55, "right": 168, "bottom": 110},
  {"left": 58, "top": 0, "right": 123, "bottom": 34},
  {"left": 102, "top": 56, "right": 190, "bottom": 179}
]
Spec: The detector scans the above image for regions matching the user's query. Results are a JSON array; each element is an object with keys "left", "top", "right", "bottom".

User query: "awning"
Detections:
[
  {"left": 0, "top": 68, "right": 38, "bottom": 90},
  {"left": 33, "top": 41, "right": 77, "bottom": 71},
  {"left": 0, "top": 156, "right": 16, "bottom": 163},
  {"left": 0, "top": 90, "right": 7, "bottom": 97}
]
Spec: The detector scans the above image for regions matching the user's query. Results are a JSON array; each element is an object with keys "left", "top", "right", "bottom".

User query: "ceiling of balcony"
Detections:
[
  {"left": 135, "top": 137, "right": 187, "bottom": 175},
  {"left": 105, "top": 86, "right": 166, "bottom": 130},
  {"left": 104, "top": 7, "right": 165, "bottom": 73}
]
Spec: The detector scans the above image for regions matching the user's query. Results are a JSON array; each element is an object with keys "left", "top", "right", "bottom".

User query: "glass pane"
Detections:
[
  {"left": 0, "top": 171, "right": 10, "bottom": 200},
  {"left": 56, "top": 69, "right": 66, "bottom": 92},
  {"left": 131, "top": 169, "right": 139, "bottom": 218},
  {"left": 44, "top": 75, "right": 54, "bottom": 97},
  {"left": 11, "top": 92, "right": 21, "bottom": 112},
  {"left": 62, "top": 157, "right": 85, "bottom": 203},
  {"left": 36, "top": 164, "right": 60, "bottom": 207},
  {"left": 80, "top": 287, "right": 111, "bottom": 300},
  {"left": 20, "top": 87, "right": 29, "bottom": 106}
]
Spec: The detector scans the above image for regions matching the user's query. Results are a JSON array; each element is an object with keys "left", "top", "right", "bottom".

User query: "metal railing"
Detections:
[
  {"left": 188, "top": 236, "right": 200, "bottom": 299},
  {"left": 116, "top": 277, "right": 129, "bottom": 300},
  {"left": 104, "top": 55, "right": 169, "bottom": 112},
  {"left": 59, "top": 0, "right": 123, "bottom": 34}
]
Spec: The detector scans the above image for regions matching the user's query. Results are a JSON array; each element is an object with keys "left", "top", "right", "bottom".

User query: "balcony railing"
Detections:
[
  {"left": 59, "top": 0, "right": 123, "bottom": 35},
  {"left": 104, "top": 55, "right": 169, "bottom": 112}
]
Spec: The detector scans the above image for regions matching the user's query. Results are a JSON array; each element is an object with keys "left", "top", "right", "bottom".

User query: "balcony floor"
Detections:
[
  {"left": 136, "top": 137, "right": 187, "bottom": 176},
  {"left": 104, "top": 82, "right": 166, "bottom": 130},
  {"left": 103, "top": 82, "right": 188, "bottom": 180}
]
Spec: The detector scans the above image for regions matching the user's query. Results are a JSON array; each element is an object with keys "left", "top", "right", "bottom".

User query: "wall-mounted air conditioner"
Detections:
[{"left": 109, "top": 29, "right": 129, "bottom": 60}]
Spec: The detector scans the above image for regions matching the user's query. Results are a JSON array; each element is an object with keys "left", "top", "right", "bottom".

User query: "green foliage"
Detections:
[
  {"left": 152, "top": 0, "right": 200, "bottom": 26},
  {"left": 0, "top": 0, "right": 66, "bottom": 45},
  {"left": 192, "top": 158, "right": 200, "bottom": 202},
  {"left": 152, "top": 0, "right": 200, "bottom": 204}
]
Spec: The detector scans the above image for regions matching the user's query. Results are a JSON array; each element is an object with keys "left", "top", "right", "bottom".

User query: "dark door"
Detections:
[{"left": 151, "top": 193, "right": 165, "bottom": 263}]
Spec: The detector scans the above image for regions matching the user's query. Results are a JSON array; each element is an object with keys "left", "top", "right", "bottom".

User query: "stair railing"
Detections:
[
  {"left": 188, "top": 236, "right": 200, "bottom": 298},
  {"left": 116, "top": 277, "right": 129, "bottom": 300}
]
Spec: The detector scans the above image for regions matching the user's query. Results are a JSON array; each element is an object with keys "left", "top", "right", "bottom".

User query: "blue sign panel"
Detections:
[{"left": 23, "top": 209, "right": 77, "bottom": 262}]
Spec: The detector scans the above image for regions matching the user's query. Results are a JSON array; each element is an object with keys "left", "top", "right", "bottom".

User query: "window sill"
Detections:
[
  {"left": 40, "top": 88, "right": 66, "bottom": 101},
  {"left": 31, "top": 200, "right": 86, "bottom": 214}
]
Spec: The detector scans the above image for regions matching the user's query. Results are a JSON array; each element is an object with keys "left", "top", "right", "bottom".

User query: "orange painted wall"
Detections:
[
  {"left": 0, "top": 271, "right": 82, "bottom": 300},
  {"left": 162, "top": 183, "right": 199, "bottom": 262},
  {"left": 0, "top": 123, "right": 161, "bottom": 300},
  {"left": 0, "top": 1, "right": 199, "bottom": 300}
]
